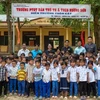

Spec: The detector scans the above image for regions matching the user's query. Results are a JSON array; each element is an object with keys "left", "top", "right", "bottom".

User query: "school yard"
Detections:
[{"left": 0, "top": 96, "right": 99, "bottom": 100}]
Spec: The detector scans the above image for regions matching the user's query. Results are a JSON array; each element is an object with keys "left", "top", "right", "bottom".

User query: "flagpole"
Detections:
[{"left": 13, "top": 17, "right": 15, "bottom": 53}]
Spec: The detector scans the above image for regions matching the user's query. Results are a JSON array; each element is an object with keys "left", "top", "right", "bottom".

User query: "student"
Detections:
[
  {"left": 42, "top": 62, "right": 51, "bottom": 99},
  {"left": 51, "top": 60, "right": 60, "bottom": 99},
  {"left": 26, "top": 58, "right": 34, "bottom": 97},
  {"left": 33, "top": 60, "right": 43, "bottom": 100},
  {"left": 0, "top": 59, "right": 8, "bottom": 97},
  {"left": 77, "top": 59, "right": 88, "bottom": 100},
  {"left": 60, "top": 62, "right": 68, "bottom": 99},
  {"left": 5, "top": 57, "right": 12, "bottom": 92},
  {"left": 17, "top": 62, "right": 26, "bottom": 96},
  {"left": 9, "top": 60, "right": 18, "bottom": 95},
  {"left": 67, "top": 59, "right": 78, "bottom": 99},
  {"left": 87, "top": 61, "right": 96, "bottom": 99},
  {"left": 96, "top": 57, "right": 100, "bottom": 98}
]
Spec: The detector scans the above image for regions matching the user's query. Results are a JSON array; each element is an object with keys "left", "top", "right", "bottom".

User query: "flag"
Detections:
[
  {"left": 81, "top": 31, "right": 85, "bottom": 46},
  {"left": 16, "top": 24, "right": 20, "bottom": 44}
]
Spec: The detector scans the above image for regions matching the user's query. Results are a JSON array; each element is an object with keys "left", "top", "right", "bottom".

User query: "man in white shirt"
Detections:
[{"left": 18, "top": 43, "right": 30, "bottom": 57}]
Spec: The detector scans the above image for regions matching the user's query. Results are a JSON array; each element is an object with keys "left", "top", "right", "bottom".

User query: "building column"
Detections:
[
  {"left": 66, "top": 28, "right": 69, "bottom": 40},
  {"left": 40, "top": 26, "right": 43, "bottom": 50}
]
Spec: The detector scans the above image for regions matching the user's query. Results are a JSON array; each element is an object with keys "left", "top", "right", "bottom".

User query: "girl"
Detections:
[
  {"left": 77, "top": 59, "right": 88, "bottom": 100},
  {"left": 87, "top": 61, "right": 96, "bottom": 99},
  {"left": 51, "top": 60, "right": 60, "bottom": 99},
  {"left": 96, "top": 57, "right": 100, "bottom": 98},
  {"left": 67, "top": 59, "right": 78, "bottom": 99},
  {"left": 60, "top": 61, "right": 68, "bottom": 100}
]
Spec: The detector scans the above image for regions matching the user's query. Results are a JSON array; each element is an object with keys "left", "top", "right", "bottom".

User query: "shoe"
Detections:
[
  {"left": 39, "top": 96, "right": 42, "bottom": 100},
  {"left": 73, "top": 96, "right": 77, "bottom": 99},
  {"left": 14, "top": 93, "right": 17, "bottom": 95},
  {"left": 80, "top": 96, "right": 84, "bottom": 99},
  {"left": 60, "top": 96, "right": 63, "bottom": 100},
  {"left": 64, "top": 97, "right": 68, "bottom": 100},
  {"left": 34, "top": 96, "right": 38, "bottom": 100},
  {"left": 4, "top": 95, "right": 7, "bottom": 98},
  {"left": 22, "top": 94, "right": 24, "bottom": 97},
  {"left": 83, "top": 96, "right": 86, "bottom": 99},
  {"left": 87, "top": 96, "right": 90, "bottom": 99},
  {"left": 52, "top": 96, "right": 54, "bottom": 99},
  {"left": 98, "top": 96, "right": 100, "bottom": 99},
  {"left": 69, "top": 96, "right": 72, "bottom": 98},
  {"left": 9, "top": 93, "right": 12, "bottom": 96},
  {"left": 54, "top": 96, "right": 58, "bottom": 99},
  {"left": 25, "top": 95, "right": 29, "bottom": 98},
  {"left": 93, "top": 96, "right": 96, "bottom": 99},
  {"left": 18, "top": 94, "right": 21, "bottom": 96}
]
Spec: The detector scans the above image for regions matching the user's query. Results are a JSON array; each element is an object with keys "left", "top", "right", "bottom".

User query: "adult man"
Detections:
[
  {"left": 85, "top": 36, "right": 97, "bottom": 54},
  {"left": 61, "top": 40, "right": 73, "bottom": 54},
  {"left": 31, "top": 44, "right": 42, "bottom": 58},
  {"left": 74, "top": 41, "right": 86, "bottom": 55},
  {"left": 18, "top": 43, "right": 30, "bottom": 57}
]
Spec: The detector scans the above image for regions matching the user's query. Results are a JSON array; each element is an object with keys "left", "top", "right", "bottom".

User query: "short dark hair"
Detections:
[
  {"left": 79, "top": 59, "right": 86, "bottom": 63},
  {"left": 12, "top": 60, "right": 17, "bottom": 64},
  {"left": 20, "top": 62, "right": 25, "bottom": 66},
  {"left": 70, "top": 59, "right": 76, "bottom": 63},
  {"left": 53, "top": 60, "right": 58, "bottom": 65},
  {"left": 88, "top": 60, "right": 93, "bottom": 65},
  {"left": 61, "top": 61, "right": 67, "bottom": 66},
  {"left": 35, "top": 59, "right": 41, "bottom": 63},
  {"left": 88, "top": 36, "right": 93, "bottom": 39},
  {"left": 28, "top": 57, "right": 34, "bottom": 61},
  {"left": 45, "top": 62, "right": 50, "bottom": 66}
]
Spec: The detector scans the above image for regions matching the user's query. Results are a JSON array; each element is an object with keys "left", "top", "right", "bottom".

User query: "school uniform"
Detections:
[
  {"left": 0, "top": 66, "right": 7, "bottom": 96},
  {"left": 68, "top": 66, "right": 78, "bottom": 96},
  {"left": 33, "top": 67, "right": 43, "bottom": 98},
  {"left": 87, "top": 68, "right": 96, "bottom": 96},
  {"left": 96, "top": 65, "right": 100, "bottom": 96},
  {"left": 42, "top": 68, "right": 51, "bottom": 98},
  {"left": 9, "top": 66, "right": 18, "bottom": 93},
  {"left": 77, "top": 66, "right": 88, "bottom": 96},
  {"left": 60, "top": 67, "right": 69, "bottom": 92},
  {"left": 51, "top": 67, "right": 60, "bottom": 96}
]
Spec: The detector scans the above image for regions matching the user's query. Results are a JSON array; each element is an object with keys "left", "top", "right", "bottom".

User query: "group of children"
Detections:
[{"left": 0, "top": 50, "right": 100, "bottom": 100}]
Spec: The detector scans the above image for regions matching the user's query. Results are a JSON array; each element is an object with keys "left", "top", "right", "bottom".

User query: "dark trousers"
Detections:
[
  {"left": 0, "top": 81, "right": 7, "bottom": 95},
  {"left": 79, "top": 81, "right": 87, "bottom": 96},
  {"left": 87, "top": 82, "right": 96, "bottom": 96},
  {"left": 26, "top": 82, "right": 34, "bottom": 96}
]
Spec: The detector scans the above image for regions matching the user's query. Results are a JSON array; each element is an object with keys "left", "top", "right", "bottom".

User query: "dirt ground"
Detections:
[{"left": 0, "top": 95, "right": 99, "bottom": 100}]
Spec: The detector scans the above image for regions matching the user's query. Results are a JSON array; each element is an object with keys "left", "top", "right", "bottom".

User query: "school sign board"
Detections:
[{"left": 12, "top": 3, "right": 91, "bottom": 18}]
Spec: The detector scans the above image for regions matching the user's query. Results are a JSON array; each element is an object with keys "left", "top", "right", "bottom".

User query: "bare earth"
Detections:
[{"left": 0, "top": 96, "right": 99, "bottom": 100}]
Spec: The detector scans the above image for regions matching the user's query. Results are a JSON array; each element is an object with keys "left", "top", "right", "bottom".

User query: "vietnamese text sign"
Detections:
[{"left": 12, "top": 3, "right": 91, "bottom": 18}]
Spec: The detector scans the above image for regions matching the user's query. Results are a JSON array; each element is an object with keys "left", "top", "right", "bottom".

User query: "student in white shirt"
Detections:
[
  {"left": 87, "top": 61, "right": 96, "bottom": 99},
  {"left": 77, "top": 59, "right": 88, "bottom": 100},
  {"left": 9, "top": 60, "right": 18, "bottom": 95},
  {"left": 96, "top": 58, "right": 100, "bottom": 98},
  {"left": 33, "top": 59, "right": 43, "bottom": 100},
  {"left": 59, "top": 61, "right": 68, "bottom": 100},
  {"left": 67, "top": 59, "right": 78, "bottom": 99},
  {"left": 42, "top": 62, "right": 51, "bottom": 99},
  {"left": 51, "top": 60, "right": 60, "bottom": 99}
]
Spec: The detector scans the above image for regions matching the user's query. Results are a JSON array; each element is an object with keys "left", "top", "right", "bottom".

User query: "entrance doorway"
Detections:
[{"left": 44, "top": 36, "right": 64, "bottom": 50}]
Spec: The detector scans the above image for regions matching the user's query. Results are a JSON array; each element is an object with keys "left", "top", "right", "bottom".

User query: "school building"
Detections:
[{"left": 0, "top": 15, "right": 90, "bottom": 53}]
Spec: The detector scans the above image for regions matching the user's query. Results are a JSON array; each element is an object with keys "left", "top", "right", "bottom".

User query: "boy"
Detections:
[
  {"left": 0, "top": 59, "right": 8, "bottom": 97},
  {"left": 67, "top": 59, "right": 78, "bottom": 99},
  {"left": 26, "top": 57, "right": 34, "bottom": 97},
  {"left": 42, "top": 62, "right": 51, "bottom": 99},
  {"left": 33, "top": 59, "right": 43, "bottom": 100},
  {"left": 17, "top": 62, "right": 26, "bottom": 96},
  {"left": 9, "top": 60, "right": 18, "bottom": 95},
  {"left": 77, "top": 59, "right": 88, "bottom": 100}
]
